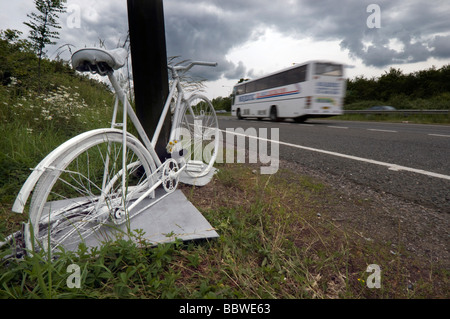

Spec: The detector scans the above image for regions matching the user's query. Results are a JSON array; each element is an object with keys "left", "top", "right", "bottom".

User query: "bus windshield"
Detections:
[{"left": 315, "top": 63, "right": 343, "bottom": 77}]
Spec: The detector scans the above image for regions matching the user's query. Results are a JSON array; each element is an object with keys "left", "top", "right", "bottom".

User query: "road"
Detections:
[{"left": 217, "top": 117, "right": 450, "bottom": 213}]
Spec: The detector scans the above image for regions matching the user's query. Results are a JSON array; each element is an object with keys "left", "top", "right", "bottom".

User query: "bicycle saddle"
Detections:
[{"left": 71, "top": 48, "right": 128, "bottom": 73}]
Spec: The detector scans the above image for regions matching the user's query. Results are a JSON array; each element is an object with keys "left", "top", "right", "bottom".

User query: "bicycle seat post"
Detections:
[{"left": 107, "top": 71, "right": 126, "bottom": 102}]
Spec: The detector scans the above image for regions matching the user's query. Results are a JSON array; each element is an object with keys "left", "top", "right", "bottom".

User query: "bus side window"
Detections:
[{"left": 246, "top": 82, "right": 256, "bottom": 94}]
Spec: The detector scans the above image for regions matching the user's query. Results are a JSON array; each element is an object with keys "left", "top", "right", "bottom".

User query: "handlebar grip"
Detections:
[{"left": 191, "top": 61, "right": 218, "bottom": 67}]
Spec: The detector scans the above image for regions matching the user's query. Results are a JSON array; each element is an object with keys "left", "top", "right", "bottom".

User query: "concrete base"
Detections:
[
  {"left": 52, "top": 188, "right": 218, "bottom": 252},
  {"left": 1, "top": 170, "right": 219, "bottom": 255}
]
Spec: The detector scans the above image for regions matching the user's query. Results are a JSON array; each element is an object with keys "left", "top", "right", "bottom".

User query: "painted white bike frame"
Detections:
[{"left": 12, "top": 60, "right": 217, "bottom": 216}]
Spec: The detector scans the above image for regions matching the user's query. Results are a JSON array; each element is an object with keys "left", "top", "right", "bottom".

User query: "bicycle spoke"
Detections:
[{"left": 27, "top": 134, "right": 153, "bottom": 253}]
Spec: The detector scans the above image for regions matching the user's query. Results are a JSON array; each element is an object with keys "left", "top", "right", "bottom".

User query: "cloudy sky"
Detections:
[{"left": 1, "top": 0, "right": 450, "bottom": 99}]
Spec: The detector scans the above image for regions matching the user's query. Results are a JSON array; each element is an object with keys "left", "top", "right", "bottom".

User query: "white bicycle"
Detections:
[{"left": 11, "top": 47, "right": 219, "bottom": 254}]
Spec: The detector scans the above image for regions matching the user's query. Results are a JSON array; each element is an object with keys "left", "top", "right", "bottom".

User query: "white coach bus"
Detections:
[{"left": 231, "top": 61, "right": 346, "bottom": 122}]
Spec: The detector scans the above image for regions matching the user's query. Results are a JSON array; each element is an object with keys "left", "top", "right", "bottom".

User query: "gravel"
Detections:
[{"left": 279, "top": 158, "right": 450, "bottom": 269}]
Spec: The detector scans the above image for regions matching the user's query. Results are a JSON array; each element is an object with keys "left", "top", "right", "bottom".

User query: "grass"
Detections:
[
  {"left": 2, "top": 161, "right": 448, "bottom": 299},
  {"left": 182, "top": 164, "right": 449, "bottom": 299}
]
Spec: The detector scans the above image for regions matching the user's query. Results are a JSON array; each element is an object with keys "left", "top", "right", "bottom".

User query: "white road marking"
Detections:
[
  {"left": 327, "top": 126, "right": 348, "bottom": 129},
  {"left": 368, "top": 129, "right": 398, "bottom": 133},
  {"left": 428, "top": 134, "right": 450, "bottom": 138},
  {"left": 219, "top": 129, "right": 450, "bottom": 181}
]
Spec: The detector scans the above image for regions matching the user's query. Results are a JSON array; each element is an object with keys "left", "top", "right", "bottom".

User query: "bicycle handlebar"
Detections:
[
  {"left": 170, "top": 61, "right": 218, "bottom": 72},
  {"left": 190, "top": 61, "right": 218, "bottom": 67}
]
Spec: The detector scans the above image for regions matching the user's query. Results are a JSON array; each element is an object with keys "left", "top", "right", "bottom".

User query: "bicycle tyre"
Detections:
[
  {"left": 176, "top": 94, "right": 219, "bottom": 178},
  {"left": 25, "top": 130, "right": 156, "bottom": 253}
]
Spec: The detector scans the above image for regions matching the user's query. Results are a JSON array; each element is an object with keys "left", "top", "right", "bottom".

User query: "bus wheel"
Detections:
[
  {"left": 237, "top": 109, "right": 242, "bottom": 120},
  {"left": 270, "top": 106, "right": 278, "bottom": 122}
]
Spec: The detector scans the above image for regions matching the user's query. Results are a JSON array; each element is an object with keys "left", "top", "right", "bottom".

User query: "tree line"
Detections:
[
  {"left": 345, "top": 65, "right": 450, "bottom": 109},
  {"left": 0, "top": 0, "right": 73, "bottom": 94}
]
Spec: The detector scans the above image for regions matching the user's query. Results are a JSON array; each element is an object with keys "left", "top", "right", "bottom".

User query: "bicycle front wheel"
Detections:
[
  {"left": 26, "top": 130, "right": 156, "bottom": 253},
  {"left": 177, "top": 94, "right": 219, "bottom": 178}
]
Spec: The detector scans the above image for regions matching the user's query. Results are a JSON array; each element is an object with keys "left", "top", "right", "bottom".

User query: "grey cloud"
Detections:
[
  {"left": 54, "top": 0, "right": 450, "bottom": 80},
  {"left": 60, "top": 1, "right": 129, "bottom": 53},
  {"left": 163, "top": 0, "right": 450, "bottom": 73},
  {"left": 223, "top": 61, "right": 246, "bottom": 79},
  {"left": 163, "top": 1, "right": 257, "bottom": 80},
  {"left": 431, "top": 35, "right": 450, "bottom": 58},
  {"left": 333, "top": 0, "right": 450, "bottom": 67}
]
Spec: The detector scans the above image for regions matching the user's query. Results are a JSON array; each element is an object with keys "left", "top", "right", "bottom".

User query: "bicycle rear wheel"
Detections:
[
  {"left": 177, "top": 94, "right": 219, "bottom": 178},
  {"left": 25, "top": 130, "right": 155, "bottom": 253}
]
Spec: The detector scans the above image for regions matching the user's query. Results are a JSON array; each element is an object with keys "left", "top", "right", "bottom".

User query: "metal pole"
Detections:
[{"left": 127, "top": 0, "right": 171, "bottom": 161}]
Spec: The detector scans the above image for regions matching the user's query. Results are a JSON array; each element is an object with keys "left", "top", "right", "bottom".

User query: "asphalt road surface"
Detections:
[{"left": 217, "top": 117, "right": 450, "bottom": 213}]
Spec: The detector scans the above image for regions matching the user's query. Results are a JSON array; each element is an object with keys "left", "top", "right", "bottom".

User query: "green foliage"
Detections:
[
  {"left": 0, "top": 30, "right": 37, "bottom": 88},
  {"left": 23, "top": 0, "right": 67, "bottom": 89},
  {"left": 0, "top": 32, "right": 114, "bottom": 204},
  {"left": 23, "top": 0, "right": 66, "bottom": 59},
  {"left": 0, "top": 233, "right": 183, "bottom": 299},
  {"left": 0, "top": 28, "right": 83, "bottom": 93},
  {"left": 211, "top": 96, "right": 232, "bottom": 111},
  {"left": 346, "top": 66, "right": 450, "bottom": 109}
]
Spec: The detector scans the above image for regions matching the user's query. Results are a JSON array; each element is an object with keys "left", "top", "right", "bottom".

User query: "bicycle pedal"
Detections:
[{"left": 186, "top": 160, "right": 204, "bottom": 172}]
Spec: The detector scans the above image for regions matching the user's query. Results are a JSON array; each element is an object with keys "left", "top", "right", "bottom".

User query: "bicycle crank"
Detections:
[{"left": 162, "top": 159, "right": 180, "bottom": 193}]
